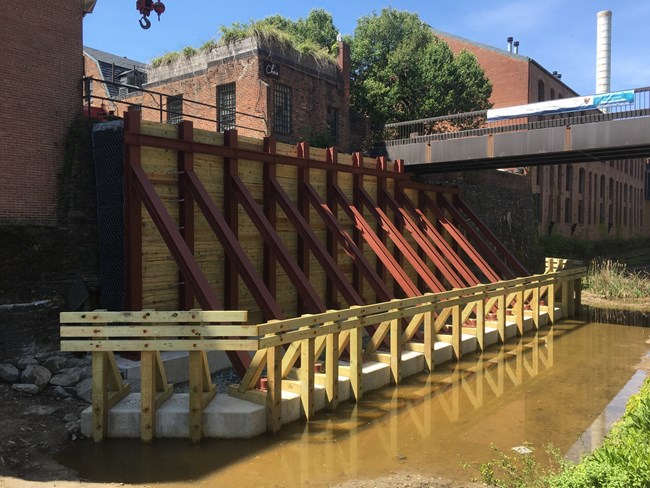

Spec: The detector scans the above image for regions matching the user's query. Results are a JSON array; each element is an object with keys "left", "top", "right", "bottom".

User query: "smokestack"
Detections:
[
  {"left": 513, "top": 40, "right": 520, "bottom": 54},
  {"left": 596, "top": 10, "right": 612, "bottom": 94},
  {"left": 507, "top": 36, "right": 513, "bottom": 53}
]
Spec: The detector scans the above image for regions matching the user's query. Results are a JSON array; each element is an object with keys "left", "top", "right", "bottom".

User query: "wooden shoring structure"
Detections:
[
  {"left": 61, "top": 259, "right": 585, "bottom": 441},
  {"left": 121, "top": 111, "right": 528, "bottom": 375}
]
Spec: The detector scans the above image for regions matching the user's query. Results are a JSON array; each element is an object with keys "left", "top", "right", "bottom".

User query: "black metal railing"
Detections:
[
  {"left": 83, "top": 76, "right": 267, "bottom": 135},
  {"left": 384, "top": 86, "right": 650, "bottom": 146}
]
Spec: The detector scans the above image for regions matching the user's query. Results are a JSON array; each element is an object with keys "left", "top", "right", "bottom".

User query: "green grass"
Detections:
[
  {"left": 475, "top": 379, "right": 650, "bottom": 487},
  {"left": 584, "top": 259, "right": 650, "bottom": 300}
]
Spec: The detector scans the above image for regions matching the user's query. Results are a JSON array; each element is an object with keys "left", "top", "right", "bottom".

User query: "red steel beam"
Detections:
[
  {"left": 437, "top": 196, "right": 516, "bottom": 279},
  {"left": 455, "top": 196, "right": 529, "bottom": 277},
  {"left": 271, "top": 179, "right": 364, "bottom": 306},
  {"left": 177, "top": 121, "right": 195, "bottom": 309},
  {"left": 297, "top": 143, "right": 310, "bottom": 314},
  {"left": 396, "top": 189, "right": 481, "bottom": 286},
  {"left": 333, "top": 186, "right": 421, "bottom": 297},
  {"left": 223, "top": 130, "right": 239, "bottom": 309},
  {"left": 305, "top": 184, "right": 393, "bottom": 302},
  {"left": 263, "top": 137, "right": 277, "bottom": 300},
  {"left": 184, "top": 170, "right": 284, "bottom": 321},
  {"left": 131, "top": 165, "right": 250, "bottom": 376},
  {"left": 359, "top": 188, "right": 445, "bottom": 293},
  {"left": 231, "top": 175, "right": 326, "bottom": 313},
  {"left": 325, "top": 148, "right": 339, "bottom": 308},
  {"left": 124, "top": 111, "right": 143, "bottom": 311},
  {"left": 124, "top": 131, "right": 415, "bottom": 180},
  {"left": 382, "top": 190, "right": 467, "bottom": 289},
  {"left": 421, "top": 193, "right": 501, "bottom": 282}
]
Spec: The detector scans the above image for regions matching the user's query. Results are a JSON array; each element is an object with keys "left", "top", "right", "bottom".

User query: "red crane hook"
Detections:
[{"left": 136, "top": 0, "right": 164, "bottom": 29}]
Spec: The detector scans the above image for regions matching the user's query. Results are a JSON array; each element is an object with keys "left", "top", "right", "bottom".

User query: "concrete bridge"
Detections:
[{"left": 382, "top": 87, "right": 650, "bottom": 173}]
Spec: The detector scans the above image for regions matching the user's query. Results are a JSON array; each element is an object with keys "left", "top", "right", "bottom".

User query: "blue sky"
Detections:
[{"left": 83, "top": 1, "right": 650, "bottom": 97}]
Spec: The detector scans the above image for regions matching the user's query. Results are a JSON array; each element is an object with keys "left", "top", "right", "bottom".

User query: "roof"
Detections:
[
  {"left": 83, "top": 46, "right": 146, "bottom": 70},
  {"left": 84, "top": 46, "right": 147, "bottom": 98}
]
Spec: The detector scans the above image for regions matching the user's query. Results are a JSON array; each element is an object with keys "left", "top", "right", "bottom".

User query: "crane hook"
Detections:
[{"left": 139, "top": 15, "right": 151, "bottom": 29}]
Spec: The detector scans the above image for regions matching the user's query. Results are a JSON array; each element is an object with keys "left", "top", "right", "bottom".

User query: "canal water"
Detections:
[{"left": 59, "top": 321, "right": 649, "bottom": 487}]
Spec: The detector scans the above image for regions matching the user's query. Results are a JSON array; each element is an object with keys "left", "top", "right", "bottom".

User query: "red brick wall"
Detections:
[
  {"left": 131, "top": 40, "right": 351, "bottom": 150},
  {"left": 436, "top": 34, "right": 530, "bottom": 107},
  {"left": 1, "top": 1, "right": 83, "bottom": 224}
]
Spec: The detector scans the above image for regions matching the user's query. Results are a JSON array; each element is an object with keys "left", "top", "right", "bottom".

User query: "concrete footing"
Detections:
[{"left": 81, "top": 308, "right": 559, "bottom": 439}]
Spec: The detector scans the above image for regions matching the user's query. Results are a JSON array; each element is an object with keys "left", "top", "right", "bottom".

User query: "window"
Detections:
[
  {"left": 538, "top": 80, "right": 545, "bottom": 102},
  {"left": 166, "top": 95, "right": 183, "bottom": 124},
  {"left": 550, "top": 88, "right": 555, "bottom": 100},
  {"left": 327, "top": 106, "right": 339, "bottom": 143},
  {"left": 564, "top": 197, "right": 571, "bottom": 223},
  {"left": 578, "top": 168, "right": 585, "bottom": 194},
  {"left": 217, "top": 83, "right": 236, "bottom": 131},
  {"left": 273, "top": 84, "right": 292, "bottom": 134},
  {"left": 565, "top": 165, "right": 573, "bottom": 191}
]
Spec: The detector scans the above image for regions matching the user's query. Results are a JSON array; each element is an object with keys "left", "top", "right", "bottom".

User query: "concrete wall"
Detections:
[{"left": 0, "top": 0, "right": 83, "bottom": 224}]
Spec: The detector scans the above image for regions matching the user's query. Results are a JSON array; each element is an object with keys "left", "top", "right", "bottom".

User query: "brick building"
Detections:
[
  {"left": 434, "top": 30, "right": 646, "bottom": 240},
  {"left": 0, "top": 1, "right": 84, "bottom": 224},
  {"left": 116, "top": 36, "right": 351, "bottom": 151},
  {"left": 83, "top": 46, "right": 146, "bottom": 116}
]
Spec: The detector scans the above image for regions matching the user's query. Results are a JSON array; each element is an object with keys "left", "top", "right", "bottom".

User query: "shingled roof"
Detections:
[{"left": 84, "top": 46, "right": 147, "bottom": 98}]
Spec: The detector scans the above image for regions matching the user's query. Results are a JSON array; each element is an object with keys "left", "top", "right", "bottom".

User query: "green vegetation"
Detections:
[
  {"left": 350, "top": 8, "right": 492, "bottom": 141},
  {"left": 152, "top": 9, "right": 338, "bottom": 68},
  {"left": 475, "top": 379, "right": 650, "bottom": 487},
  {"left": 584, "top": 259, "right": 650, "bottom": 300}
]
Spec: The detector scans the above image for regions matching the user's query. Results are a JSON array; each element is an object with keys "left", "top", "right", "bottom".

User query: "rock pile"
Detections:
[{"left": 0, "top": 351, "right": 93, "bottom": 403}]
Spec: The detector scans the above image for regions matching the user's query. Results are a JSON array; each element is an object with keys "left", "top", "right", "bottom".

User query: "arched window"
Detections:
[
  {"left": 538, "top": 80, "right": 545, "bottom": 102},
  {"left": 565, "top": 165, "right": 573, "bottom": 191},
  {"left": 550, "top": 88, "right": 555, "bottom": 100},
  {"left": 578, "top": 168, "right": 585, "bottom": 193}
]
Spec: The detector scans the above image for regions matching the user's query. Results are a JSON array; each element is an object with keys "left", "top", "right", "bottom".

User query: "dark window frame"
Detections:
[
  {"left": 273, "top": 83, "right": 292, "bottom": 135},
  {"left": 217, "top": 82, "right": 236, "bottom": 132},
  {"left": 166, "top": 94, "right": 183, "bottom": 124}
]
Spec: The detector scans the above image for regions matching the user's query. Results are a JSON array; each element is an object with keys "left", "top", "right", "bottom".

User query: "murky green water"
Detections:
[{"left": 59, "top": 322, "right": 649, "bottom": 487}]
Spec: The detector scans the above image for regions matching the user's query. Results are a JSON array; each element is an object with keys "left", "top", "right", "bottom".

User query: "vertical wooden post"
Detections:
[
  {"left": 452, "top": 303, "right": 461, "bottom": 360},
  {"left": 532, "top": 284, "right": 540, "bottom": 330},
  {"left": 188, "top": 351, "right": 204, "bottom": 442},
  {"left": 574, "top": 277, "right": 582, "bottom": 316},
  {"left": 516, "top": 288, "right": 524, "bottom": 336},
  {"left": 376, "top": 157, "right": 388, "bottom": 289},
  {"left": 548, "top": 281, "right": 556, "bottom": 324},
  {"left": 300, "top": 338, "right": 315, "bottom": 420},
  {"left": 91, "top": 351, "right": 108, "bottom": 442},
  {"left": 476, "top": 296, "right": 485, "bottom": 351},
  {"left": 350, "top": 321, "right": 363, "bottom": 401},
  {"left": 497, "top": 292, "right": 506, "bottom": 342},
  {"left": 266, "top": 345, "right": 282, "bottom": 432},
  {"left": 560, "top": 279, "right": 569, "bottom": 318},
  {"left": 424, "top": 308, "right": 434, "bottom": 372},
  {"left": 263, "top": 136, "right": 278, "bottom": 300},
  {"left": 325, "top": 331, "right": 339, "bottom": 410},
  {"left": 567, "top": 279, "right": 576, "bottom": 317},
  {"left": 140, "top": 351, "right": 156, "bottom": 442},
  {"left": 390, "top": 316, "right": 401, "bottom": 384},
  {"left": 224, "top": 130, "right": 239, "bottom": 310}
]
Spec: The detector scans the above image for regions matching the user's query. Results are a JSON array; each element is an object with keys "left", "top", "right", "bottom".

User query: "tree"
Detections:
[{"left": 350, "top": 8, "right": 492, "bottom": 139}]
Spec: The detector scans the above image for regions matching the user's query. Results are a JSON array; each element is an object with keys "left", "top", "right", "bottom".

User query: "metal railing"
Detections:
[
  {"left": 384, "top": 86, "right": 650, "bottom": 146},
  {"left": 83, "top": 76, "right": 268, "bottom": 135}
]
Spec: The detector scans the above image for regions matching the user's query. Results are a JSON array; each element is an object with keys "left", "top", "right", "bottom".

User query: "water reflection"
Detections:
[{"left": 58, "top": 322, "right": 649, "bottom": 487}]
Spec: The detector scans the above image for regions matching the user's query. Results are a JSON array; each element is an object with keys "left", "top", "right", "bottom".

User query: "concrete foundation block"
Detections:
[
  {"left": 116, "top": 351, "right": 230, "bottom": 383},
  {"left": 433, "top": 341, "right": 453, "bottom": 365}
]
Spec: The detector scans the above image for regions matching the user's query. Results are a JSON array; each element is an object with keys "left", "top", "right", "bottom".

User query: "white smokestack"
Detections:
[{"left": 596, "top": 10, "right": 612, "bottom": 94}]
